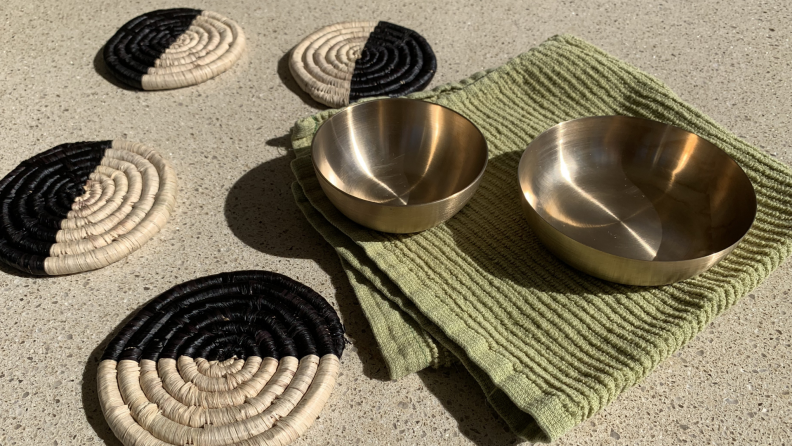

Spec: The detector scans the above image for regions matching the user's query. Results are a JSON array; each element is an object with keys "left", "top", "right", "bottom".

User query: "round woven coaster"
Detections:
[
  {"left": 97, "top": 271, "right": 345, "bottom": 446},
  {"left": 289, "top": 21, "right": 436, "bottom": 107},
  {"left": 0, "top": 140, "right": 177, "bottom": 275},
  {"left": 103, "top": 8, "right": 246, "bottom": 90}
]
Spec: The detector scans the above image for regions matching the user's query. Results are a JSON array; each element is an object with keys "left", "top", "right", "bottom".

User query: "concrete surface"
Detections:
[{"left": 0, "top": 0, "right": 790, "bottom": 444}]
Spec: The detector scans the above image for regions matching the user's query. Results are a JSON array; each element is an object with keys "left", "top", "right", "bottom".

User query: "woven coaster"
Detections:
[
  {"left": 289, "top": 21, "right": 436, "bottom": 107},
  {"left": 0, "top": 140, "right": 177, "bottom": 275},
  {"left": 103, "top": 8, "right": 246, "bottom": 90},
  {"left": 97, "top": 271, "right": 345, "bottom": 446}
]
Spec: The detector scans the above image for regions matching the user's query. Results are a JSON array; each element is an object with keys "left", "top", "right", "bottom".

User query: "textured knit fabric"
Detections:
[{"left": 289, "top": 35, "right": 792, "bottom": 442}]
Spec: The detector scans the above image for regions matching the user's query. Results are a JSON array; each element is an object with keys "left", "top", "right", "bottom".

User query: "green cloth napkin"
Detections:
[{"left": 288, "top": 35, "right": 792, "bottom": 442}]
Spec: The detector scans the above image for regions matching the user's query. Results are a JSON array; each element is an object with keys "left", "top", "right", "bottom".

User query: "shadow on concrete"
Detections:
[
  {"left": 418, "top": 365, "right": 524, "bottom": 446},
  {"left": 81, "top": 305, "right": 142, "bottom": 446},
  {"left": 223, "top": 140, "right": 389, "bottom": 381},
  {"left": 276, "top": 51, "right": 327, "bottom": 109},
  {"left": 0, "top": 260, "right": 46, "bottom": 278},
  {"left": 93, "top": 45, "right": 137, "bottom": 91}
]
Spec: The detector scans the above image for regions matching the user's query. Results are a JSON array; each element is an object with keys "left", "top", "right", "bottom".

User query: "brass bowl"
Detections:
[
  {"left": 518, "top": 116, "right": 756, "bottom": 286},
  {"left": 312, "top": 98, "right": 488, "bottom": 233}
]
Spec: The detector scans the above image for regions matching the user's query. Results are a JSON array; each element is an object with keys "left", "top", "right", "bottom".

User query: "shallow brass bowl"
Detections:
[
  {"left": 518, "top": 116, "right": 756, "bottom": 286},
  {"left": 312, "top": 98, "right": 488, "bottom": 233}
]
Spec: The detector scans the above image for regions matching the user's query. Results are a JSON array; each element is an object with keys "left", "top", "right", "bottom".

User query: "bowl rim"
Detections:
[
  {"left": 310, "top": 97, "right": 490, "bottom": 209},
  {"left": 518, "top": 115, "right": 758, "bottom": 265}
]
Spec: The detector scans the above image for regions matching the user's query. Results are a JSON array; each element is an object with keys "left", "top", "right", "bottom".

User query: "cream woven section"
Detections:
[
  {"left": 142, "top": 11, "right": 246, "bottom": 90},
  {"left": 289, "top": 21, "right": 377, "bottom": 107},
  {"left": 97, "top": 354, "right": 340, "bottom": 445},
  {"left": 44, "top": 140, "right": 177, "bottom": 274}
]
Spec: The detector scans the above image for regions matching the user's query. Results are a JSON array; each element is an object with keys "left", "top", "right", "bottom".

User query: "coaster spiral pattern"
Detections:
[
  {"left": 97, "top": 271, "right": 345, "bottom": 446},
  {"left": 0, "top": 140, "right": 177, "bottom": 275},
  {"left": 289, "top": 21, "right": 436, "bottom": 107},
  {"left": 103, "top": 8, "right": 246, "bottom": 90}
]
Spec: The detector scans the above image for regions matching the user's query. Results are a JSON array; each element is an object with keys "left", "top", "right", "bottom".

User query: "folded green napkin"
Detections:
[{"left": 289, "top": 35, "right": 792, "bottom": 442}]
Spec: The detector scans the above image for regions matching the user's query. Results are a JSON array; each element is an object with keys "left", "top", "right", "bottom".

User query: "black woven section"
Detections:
[
  {"left": 101, "top": 271, "right": 346, "bottom": 363},
  {"left": 349, "top": 21, "right": 436, "bottom": 101},
  {"left": 102, "top": 8, "right": 202, "bottom": 89},
  {"left": 0, "top": 141, "right": 110, "bottom": 275}
]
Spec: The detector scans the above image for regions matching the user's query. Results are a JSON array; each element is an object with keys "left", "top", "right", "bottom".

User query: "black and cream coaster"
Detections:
[
  {"left": 0, "top": 140, "right": 177, "bottom": 275},
  {"left": 289, "top": 21, "right": 436, "bottom": 108},
  {"left": 97, "top": 271, "right": 345, "bottom": 446},
  {"left": 103, "top": 8, "right": 246, "bottom": 90}
]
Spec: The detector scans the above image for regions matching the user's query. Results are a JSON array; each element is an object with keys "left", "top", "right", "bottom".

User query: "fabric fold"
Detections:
[{"left": 289, "top": 34, "right": 792, "bottom": 442}]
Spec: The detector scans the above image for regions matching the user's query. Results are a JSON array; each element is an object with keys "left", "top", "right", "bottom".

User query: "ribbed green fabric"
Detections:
[{"left": 289, "top": 35, "right": 792, "bottom": 442}]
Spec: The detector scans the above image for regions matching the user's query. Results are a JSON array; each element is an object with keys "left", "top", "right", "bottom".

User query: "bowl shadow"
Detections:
[
  {"left": 223, "top": 140, "right": 390, "bottom": 381},
  {"left": 223, "top": 151, "right": 330, "bottom": 262}
]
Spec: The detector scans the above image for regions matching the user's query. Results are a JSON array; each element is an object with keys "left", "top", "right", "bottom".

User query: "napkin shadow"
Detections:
[
  {"left": 224, "top": 148, "right": 390, "bottom": 381},
  {"left": 418, "top": 365, "right": 523, "bottom": 445},
  {"left": 93, "top": 45, "right": 137, "bottom": 91}
]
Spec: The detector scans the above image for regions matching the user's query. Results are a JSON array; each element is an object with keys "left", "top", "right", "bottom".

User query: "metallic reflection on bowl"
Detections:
[
  {"left": 518, "top": 116, "right": 756, "bottom": 286},
  {"left": 312, "top": 98, "right": 488, "bottom": 233}
]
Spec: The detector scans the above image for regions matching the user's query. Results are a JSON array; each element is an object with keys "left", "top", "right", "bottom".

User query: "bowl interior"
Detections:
[
  {"left": 312, "top": 99, "right": 488, "bottom": 206},
  {"left": 519, "top": 116, "right": 756, "bottom": 262}
]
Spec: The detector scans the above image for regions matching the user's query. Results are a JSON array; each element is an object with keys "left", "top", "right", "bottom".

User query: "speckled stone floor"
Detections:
[{"left": 0, "top": 0, "right": 790, "bottom": 445}]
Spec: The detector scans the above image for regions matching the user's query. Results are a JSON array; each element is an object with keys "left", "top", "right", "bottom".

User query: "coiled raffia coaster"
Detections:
[
  {"left": 0, "top": 140, "right": 177, "bottom": 275},
  {"left": 103, "top": 8, "right": 246, "bottom": 90},
  {"left": 289, "top": 21, "right": 436, "bottom": 107},
  {"left": 97, "top": 271, "right": 345, "bottom": 446}
]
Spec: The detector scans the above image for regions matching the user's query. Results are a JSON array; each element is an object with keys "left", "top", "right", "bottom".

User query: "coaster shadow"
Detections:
[
  {"left": 276, "top": 51, "right": 327, "bottom": 109},
  {"left": 0, "top": 261, "right": 48, "bottom": 278},
  {"left": 81, "top": 304, "right": 143, "bottom": 446}
]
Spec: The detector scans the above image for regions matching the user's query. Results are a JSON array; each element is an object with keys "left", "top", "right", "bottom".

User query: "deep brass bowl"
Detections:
[
  {"left": 518, "top": 116, "right": 757, "bottom": 286},
  {"left": 312, "top": 98, "right": 488, "bottom": 233}
]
